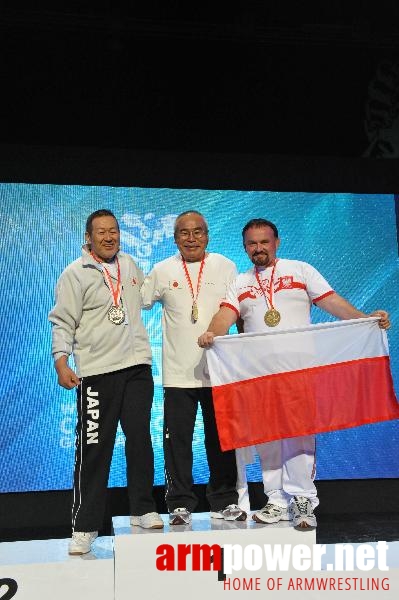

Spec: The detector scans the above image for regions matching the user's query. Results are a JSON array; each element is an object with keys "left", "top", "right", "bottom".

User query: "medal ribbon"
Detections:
[
  {"left": 255, "top": 260, "right": 278, "bottom": 310},
  {"left": 91, "top": 252, "right": 122, "bottom": 307},
  {"left": 181, "top": 255, "right": 206, "bottom": 308}
]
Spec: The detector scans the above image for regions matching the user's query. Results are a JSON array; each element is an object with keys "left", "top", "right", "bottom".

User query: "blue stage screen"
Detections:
[{"left": 0, "top": 184, "right": 397, "bottom": 492}]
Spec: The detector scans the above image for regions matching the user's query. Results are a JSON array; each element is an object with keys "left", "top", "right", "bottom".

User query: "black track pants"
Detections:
[
  {"left": 164, "top": 387, "right": 238, "bottom": 513},
  {"left": 72, "top": 364, "right": 156, "bottom": 532}
]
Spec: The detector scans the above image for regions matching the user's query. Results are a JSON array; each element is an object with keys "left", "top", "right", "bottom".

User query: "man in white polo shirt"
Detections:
[
  {"left": 141, "top": 210, "right": 246, "bottom": 525},
  {"left": 198, "top": 218, "right": 390, "bottom": 530}
]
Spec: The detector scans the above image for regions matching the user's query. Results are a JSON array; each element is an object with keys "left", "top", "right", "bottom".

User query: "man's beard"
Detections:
[{"left": 252, "top": 252, "right": 270, "bottom": 266}]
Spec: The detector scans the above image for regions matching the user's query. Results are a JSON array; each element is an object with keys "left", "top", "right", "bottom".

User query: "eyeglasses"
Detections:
[{"left": 176, "top": 228, "right": 208, "bottom": 240}]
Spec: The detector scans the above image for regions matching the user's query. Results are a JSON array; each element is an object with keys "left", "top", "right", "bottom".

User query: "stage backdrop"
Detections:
[{"left": 0, "top": 184, "right": 398, "bottom": 492}]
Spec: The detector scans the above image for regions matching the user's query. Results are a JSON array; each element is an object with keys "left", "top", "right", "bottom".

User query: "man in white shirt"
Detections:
[
  {"left": 198, "top": 218, "right": 390, "bottom": 530},
  {"left": 141, "top": 210, "right": 246, "bottom": 525}
]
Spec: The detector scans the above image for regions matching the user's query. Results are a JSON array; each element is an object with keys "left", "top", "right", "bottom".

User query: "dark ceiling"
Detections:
[{"left": 1, "top": 1, "right": 399, "bottom": 156}]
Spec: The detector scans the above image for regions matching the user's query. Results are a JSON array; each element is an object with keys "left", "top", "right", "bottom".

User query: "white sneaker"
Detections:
[
  {"left": 289, "top": 496, "right": 317, "bottom": 529},
  {"left": 210, "top": 504, "right": 247, "bottom": 521},
  {"left": 169, "top": 507, "right": 192, "bottom": 525},
  {"left": 252, "top": 503, "right": 291, "bottom": 524},
  {"left": 130, "top": 512, "right": 164, "bottom": 529},
  {"left": 68, "top": 531, "right": 98, "bottom": 555}
]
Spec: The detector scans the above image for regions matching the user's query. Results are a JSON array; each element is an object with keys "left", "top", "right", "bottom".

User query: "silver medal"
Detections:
[{"left": 108, "top": 305, "right": 125, "bottom": 325}]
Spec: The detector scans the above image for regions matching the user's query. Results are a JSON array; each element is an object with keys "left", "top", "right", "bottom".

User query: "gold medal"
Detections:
[
  {"left": 191, "top": 302, "right": 199, "bottom": 323},
  {"left": 255, "top": 263, "right": 281, "bottom": 328},
  {"left": 264, "top": 308, "right": 281, "bottom": 327},
  {"left": 181, "top": 256, "right": 206, "bottom": 324}
]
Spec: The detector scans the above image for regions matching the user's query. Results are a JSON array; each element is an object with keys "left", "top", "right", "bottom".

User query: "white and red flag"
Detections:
[{"left": 206, "top": 317, "right": 399, "bottom": 451}]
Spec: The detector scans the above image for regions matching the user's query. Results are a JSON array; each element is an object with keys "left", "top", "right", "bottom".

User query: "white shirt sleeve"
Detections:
[
  {"left": 302, "top": 262, "right": 334, "bottom": 302},
  {"left": 220, "top": 275, "right": 240, "bottom": 316},
  {"left": 140, "top": 267, "right": 162, "bottom": 309}
]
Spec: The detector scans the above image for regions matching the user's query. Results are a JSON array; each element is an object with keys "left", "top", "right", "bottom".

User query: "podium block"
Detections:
[
  {"left": 2, "top": 522, "right": 398, "bottom": 599},
  {"left": 0, "top": 537, "right": 114, "bottom": 600},
  {"left": 113, "top": 513, "right": 316, "bottom": 599}
]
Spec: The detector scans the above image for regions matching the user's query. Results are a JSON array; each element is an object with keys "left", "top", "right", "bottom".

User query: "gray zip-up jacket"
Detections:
[{"left": 49, "top": 248, "right": 151, "bottom": 377}]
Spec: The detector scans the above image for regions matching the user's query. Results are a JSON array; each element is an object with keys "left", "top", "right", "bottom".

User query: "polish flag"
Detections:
[{"left": 206, "top": 318, "right": 399, "bottom": 451}]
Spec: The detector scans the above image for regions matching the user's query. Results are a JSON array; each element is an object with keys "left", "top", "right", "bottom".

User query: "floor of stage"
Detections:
[
  {"left": 2, "top": 512, "right": 399, "bottom": 544},
  {"left": 3, "top": 513, "right": 399, "bottom": 571}
]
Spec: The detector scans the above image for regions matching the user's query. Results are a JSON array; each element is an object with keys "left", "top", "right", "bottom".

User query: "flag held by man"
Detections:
[{"left": 206, "top": 317, "right": 399, "bottom": 451}]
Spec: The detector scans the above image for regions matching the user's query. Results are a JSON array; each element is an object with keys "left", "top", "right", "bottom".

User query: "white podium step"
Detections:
[
  {"left": 0, "top": 537, "right": 114, "bottom": 600},
  {"left": 2, "top": 519, "right": 399, "bottom": 599},
  {"left": 113, "top": 513, "right": 316, "bottom": 599}
]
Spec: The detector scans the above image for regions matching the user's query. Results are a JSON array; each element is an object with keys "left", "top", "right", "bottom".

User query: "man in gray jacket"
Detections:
[{"left": 49, "top": 209, "right": 162, "bottom": 555}]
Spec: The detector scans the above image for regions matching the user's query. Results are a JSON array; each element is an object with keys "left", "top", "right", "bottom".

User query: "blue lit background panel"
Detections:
[{"left": 0, "top": 184, "right": 397, "bottom": 491}]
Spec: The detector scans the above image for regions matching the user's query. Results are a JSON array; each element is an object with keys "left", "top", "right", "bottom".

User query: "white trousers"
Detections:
[{"left": 236, "top": 435, "right": 319, "bottom": 512}]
